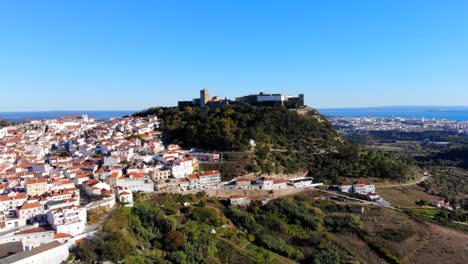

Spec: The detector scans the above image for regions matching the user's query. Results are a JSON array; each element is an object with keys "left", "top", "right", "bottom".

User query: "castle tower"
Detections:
[
  {"left": 200, "top": 89, "right": 211, "bottom": 109},
  {"left": 299, "top": 94, "right": 305, "bottom": 107}
]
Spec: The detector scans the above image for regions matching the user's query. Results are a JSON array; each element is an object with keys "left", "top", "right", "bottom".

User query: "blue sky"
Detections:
[{"left": 0, "top": 0, "right": 467, "bottom": 111}]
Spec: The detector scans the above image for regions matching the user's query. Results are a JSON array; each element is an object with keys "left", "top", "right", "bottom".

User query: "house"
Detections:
[
  {"left": 83, "top": 179, "right": 112, "bottom": 196},
  {"left": 189, "top": 152, "right": 220, "bottom": 162},
  {"left": 25, "top": 178, "right": 48, "bottom": 196},
  {"left": 0, "top": 241, "right": 69, "bottom": 264},
  {"left": 352, "top": 180, "right": 375, "bottom": 195},
  {"left": 177, "top": 178, "right": 190, "bottom": 190},
  {"left": 197, "top": 170, "right": 221, "bottom": 188},
  {"left": 115, "top": 187, "right": 134, "bottom": 206},
  {"left": 256, "top": 177, "right": 274, "bottom": 190},
  {"left": 170, "top": 158, "right": 194, "bottom": 178},
  {"left": 0, "top": 193, "right": 27, "bottom": 211},
  {"left": 236, "top": 178, "right": 252, "bottom": 189},
  {"left": 109, "top": 172, "right": 154, "bottom": 192},
  {"left": 0, "top": 226, "right": 55, "bottom": 250},
  {"left": 287, "top": 177, "right": 314, "bottom": 188},
  {"left": 367, "top": 192, "right": 380, "bottom": 201},
  {"left": 230, "top": 195, "right": 251, "bottom": 206},
  {"left": 272, "top": 178, "right": 288, "bottom": 190},
  {"left": 16, "top": 202, "right": 44, "bottom": 223},
  {"left": 150, "top": 168, "right": 171, "bottom": 181},
  {"left": 338, "top": 181, "right": 353, "bottom": 193},
  {"left": 46, "top": 205, "right": 87, "bottom": 236}
]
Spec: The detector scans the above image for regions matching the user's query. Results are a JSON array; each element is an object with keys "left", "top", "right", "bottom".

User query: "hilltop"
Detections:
[{"left": 135, "top": 104, "right": 411, "bottom": 182}]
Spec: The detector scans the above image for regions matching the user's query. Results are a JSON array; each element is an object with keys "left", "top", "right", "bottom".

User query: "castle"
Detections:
[{"left": 178, "top": 89, "right": 305, "bottom": 109}]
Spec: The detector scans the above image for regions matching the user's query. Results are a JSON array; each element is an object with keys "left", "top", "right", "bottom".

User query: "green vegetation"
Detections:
[
  {"left": 75, "top": 193, "right": 420, "bottom": 263},
  {"left": 135, "top": 105, "right": 412, "bottom": 182},
  {"left": 417, "top": 146, "right": 468, "bottom": 169},
  {"left": 418, "top": 167, "right": 468, "bottom": 203},
  {"left": 0, "top": 119, "right": 8, "bottom": 127}
]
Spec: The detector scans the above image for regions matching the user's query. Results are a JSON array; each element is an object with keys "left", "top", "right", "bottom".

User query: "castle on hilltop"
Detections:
[{"left": 178, "top": 89, "right": 305, "bottom": 109}]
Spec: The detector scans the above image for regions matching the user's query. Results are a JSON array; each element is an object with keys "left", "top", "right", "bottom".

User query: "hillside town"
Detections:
[
  {"left": 0, "top": 112, "right": 340, "bottom": 262},
  {"left": 0, "top": 114, "right": 223, "bottom": 261}
]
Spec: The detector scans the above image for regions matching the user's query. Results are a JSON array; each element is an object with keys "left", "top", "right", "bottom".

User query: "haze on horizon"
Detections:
[{"left": 0, "top": 0, "right": 467, "bottom": 111}]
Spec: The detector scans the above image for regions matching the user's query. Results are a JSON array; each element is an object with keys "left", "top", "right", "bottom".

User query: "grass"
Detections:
[
  {"left": 366, "top": 145, "right": 404, "bottom": 152},
  {"left": 408, "top": 208, "right": 442, "bottom": 216},
  {"left": 378, "top": 185, "right": 441, "bottom": 207}
]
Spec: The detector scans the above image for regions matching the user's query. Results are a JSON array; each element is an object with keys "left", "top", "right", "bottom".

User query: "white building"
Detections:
[
  {"left": 230, "top": 195, "right": 251, "bottom": 206},
  {"left": 16, "top": 202, "right": 44, "bottom": 223},
  {"left": 256, "top": 177, "right": 274, "bottom": 190},
  {"left": 0, "top": 227, "right": 55, "bottom": 251},
  {"left": 115, "top": 188, "right": 134, "bottom": 206},
  {"left": 109, "top": 172, "right": 154, "bottom": 192},
  {"left": 0, "top": 241, "right": 69, "bottom": 264},
  {"left": 46, "top": 205, "right": 87, "bottom": 236},
  {"left": 197, "top": 170, "right": 221, "bottom": 188},
  {"left": 352, "top": 180, "right": 376, "bottom": 195},
  {"left": 0, "top": 193, "right": 27, "bottom": 211},
  {"left": 170, "top": 158, "right": 194, "bottom": 178}
]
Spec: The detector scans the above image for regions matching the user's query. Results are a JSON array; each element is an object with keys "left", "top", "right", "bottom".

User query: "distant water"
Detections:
[
  {"left": 0, "top": 110, "right": 136, "bottom": 123},
  {"left": 319, "top": 106, "right": 468, "bottom": 121}
]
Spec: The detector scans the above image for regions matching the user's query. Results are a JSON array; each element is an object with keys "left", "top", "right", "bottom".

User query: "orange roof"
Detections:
[
  {"left": 15, "top": 226, "right": 54, "bottom": 235},
  {"left": 19, "top": 202, "right": 42, "bottom": 210},
  {"left": 230, "top": 195, "right": 245, "bottom": 198},
  {"left": 75, "top": 237, "right": 88, "bottom": 246},
  {"left": 273, "top": 179, "right": 286, "bottom": 184},
  {"left": 54, "top": 233, "right": 72, "bottom": 239},
  {"left": 0, "top": 193, "right": 27, "bottom": 201},
  {"left": 197, "top": 170, "right": 221, "bottom": 177},
  {"left": 129, "top": 172, "right": 146, "bottom": 178},
  {"left": 26, "top": 178, "right": 47, "bottom": 184},
  {"left": 354, "top": 180, "right": 370, "bottom": 186},
  {"left": 187, "top": 173, "right": 198, "bottom": 180}
]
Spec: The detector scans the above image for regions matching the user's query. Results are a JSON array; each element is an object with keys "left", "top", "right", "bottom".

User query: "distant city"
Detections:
[{"left": 328, "top": 116, "right": 468, "bottom": 136}]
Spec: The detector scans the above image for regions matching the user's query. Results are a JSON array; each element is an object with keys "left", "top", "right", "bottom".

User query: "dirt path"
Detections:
[{"left": 378, "top": 176, "right": 429, "bottom": 188}]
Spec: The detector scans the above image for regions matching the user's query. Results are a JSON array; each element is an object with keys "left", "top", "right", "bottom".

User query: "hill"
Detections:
[
  {"left": 73, "top": 193, "right": 468, "bottom": 264},
  {"left": 135, "top": 105, "right": 411, "bottom": 182}
]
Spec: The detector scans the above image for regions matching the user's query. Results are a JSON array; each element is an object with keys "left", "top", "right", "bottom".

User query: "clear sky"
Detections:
[{"left": 0, "top": 0, "right": 467, "bottom": 111}]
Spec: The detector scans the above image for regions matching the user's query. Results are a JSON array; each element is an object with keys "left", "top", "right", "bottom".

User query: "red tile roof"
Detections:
[{"left": 53, "top": 233, "right": 72, "bottom": 239}]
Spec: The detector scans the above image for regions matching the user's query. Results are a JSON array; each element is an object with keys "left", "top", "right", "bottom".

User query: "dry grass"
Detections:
[
  {"left": 378, "top": 185, "right": 441, "bottom": 207},
  {"left": 360, "top": 206, "right": 468, "bottom": 264},
  {"left": 406, "top": 223, "right": 468, "bottom": 264}
]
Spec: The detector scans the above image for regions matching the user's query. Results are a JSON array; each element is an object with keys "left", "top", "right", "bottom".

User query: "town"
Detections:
[
  {"left": 329, "top": 116, "right": 468, "bottom": 136},
  {"left": 0, "top": 109, "right": 325, "bottom": 261},
  {"left": 0, "top": 106, "right": 394, "bottom": 262}
]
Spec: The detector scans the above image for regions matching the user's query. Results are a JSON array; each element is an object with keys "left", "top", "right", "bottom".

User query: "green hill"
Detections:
[
  {"left": 135, "top": 104, "right": 411, "bottom": 182},
  {"left": 135, "top": 104, "right": 339, "bottom": 152}
]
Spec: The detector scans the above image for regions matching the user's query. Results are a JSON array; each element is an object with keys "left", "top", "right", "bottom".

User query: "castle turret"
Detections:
[{"left": 200, "top": 89, "right": 211, "bottom": 109}]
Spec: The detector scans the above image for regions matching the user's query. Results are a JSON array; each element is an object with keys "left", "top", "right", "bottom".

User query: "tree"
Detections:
[
  {"left": 164, "top": 231, "right": 187, "bottom": 250},
  {"left": 0, "top": 119, "right": 8, "bottom": 127}
]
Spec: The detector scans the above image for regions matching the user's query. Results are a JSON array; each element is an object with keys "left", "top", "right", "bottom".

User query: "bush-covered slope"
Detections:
[
  {"left": 74, "top": 193, "right": 448, "bottom": 264},
  {"left": 135, "top": 104, "right": 340, "bottom": 152},
  {"left": 136, "top": 105, "right": 411, "bottom": 182}
]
